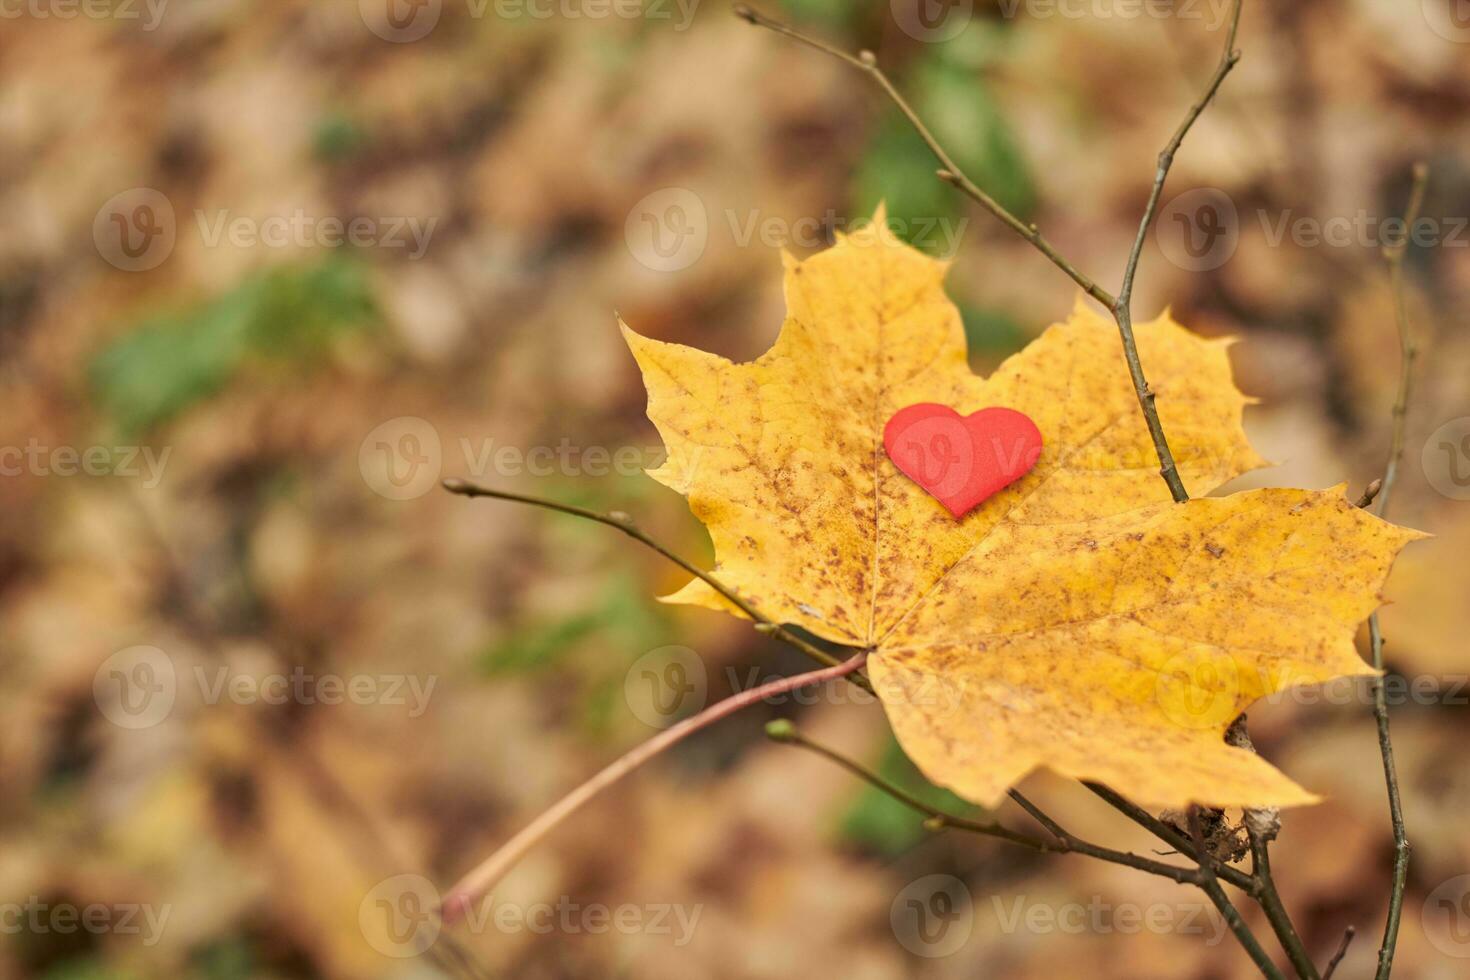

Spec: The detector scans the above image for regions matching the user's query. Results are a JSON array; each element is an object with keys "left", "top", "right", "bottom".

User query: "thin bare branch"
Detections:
[
  {"left": 1228, "top": 719, "right": 1317, "bottom": 978},
  {"left": 732, "top": 3, "right": 1116, "bottom": 310},
  {"left": 1085, "top": 782, "right": 1256, "bottom": 892},
  {"left": 1113, "top": 0, "right": 1242, "bottom": 503},
  {"left": 1323, "top": 925, "right": 1356, "bottom": 979},
  {"left": 441, "top": 652, "right": 869, "bottom": 923},
  {"left": 1367, "top": 160, "right": 1429, "bottom": 980},
  {"left": 442, "top": 478, "right": 871, "bottom": 691},
  {"left": 1191, "top": 808, "right": 1288, "bottom": 980},
  {"left": 1249, "top": 832, "right": 1319, "bottom": 978},
  {"left": 766, "top": 721, "right": 1203, "bottom": 885}
]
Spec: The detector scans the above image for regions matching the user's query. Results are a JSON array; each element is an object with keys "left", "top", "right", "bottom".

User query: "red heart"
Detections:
[{"left": 883, "top": 404, "right": 1043, "bottom": 518}]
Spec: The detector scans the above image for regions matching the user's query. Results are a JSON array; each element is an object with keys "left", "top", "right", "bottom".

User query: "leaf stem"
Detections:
[
  {"left": 442, "top": 478, "right": 871, "bottom": 691},
  {"left": 1365, "top": 161, "right": 1429, "bottom": 980},
  {"left": 440, "top": 652, "right": 869, "bottom": 923}
]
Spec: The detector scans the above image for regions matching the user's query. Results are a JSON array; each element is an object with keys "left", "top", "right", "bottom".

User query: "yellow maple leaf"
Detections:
[{"left": 622, "top": 216, "right": 1420, "bottom": 808}]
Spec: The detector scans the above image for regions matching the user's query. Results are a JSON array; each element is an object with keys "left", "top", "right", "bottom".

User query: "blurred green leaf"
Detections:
[
  {"left": 313, "top": 111, "right": 369, "bottom": 163},
  {"left": 778, "top": 0, "right": 858, "bottom": 32},
  {"left": 478, "top": 575, "right": 668, "bottom": 678},
  {"left": 187, "top": 938, "right": 256, "bottom": 980},
  {"left": 839, "top": 735, "right": 980, "bottom": 854},
  {"left": 853, "top": 39, "right": 1035, "bottom": 252},
  {"left": 89, "top": 258, "right": 378, "bottom": 435},
  {"left": 40, "top": 960, "right": 136, "bottom": 980},
  {"left": 961, "top": 304, "right": 1029, "bottom": 358}
]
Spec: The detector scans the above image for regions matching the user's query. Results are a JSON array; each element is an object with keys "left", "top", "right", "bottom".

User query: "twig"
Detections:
[
  {"left": 1228, "top": 718, "right": 1318, "bottom": 978},
  {"left": 440, "top": 652, "right": 869, "bottom": 923},
  {"left": 442, "top": 478, "right": 871, "bottom": 691},
  {"left": 1366, "top": 161, "right": 1429, "bottom": 980},
  {"left": 1113, "top": 0, "right": 1242, "bottom": 503},
  {"left": 1249, "top": 831, "right": 1319, "bottom": 979},
  {"left": 765, "top": 721, "right": 1203, "bottom": 885},
  {"left": 1355, "top": 478, "right": 1383, "bottom": 509},
  {"left": 732, "top": 3, "right": 1116, "bottom": 311},
  {"left": 1322, "top": 925, "right": 1356, "bottom": 979},
  {"left": 1085, "top": 782, "right": 1256, "bottom": 893},
  {"left": 1191, "top": 808, "right": 1288, "bottom": 980}
]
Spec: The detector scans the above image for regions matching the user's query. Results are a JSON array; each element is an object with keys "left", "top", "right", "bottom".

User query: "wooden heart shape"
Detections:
[{"left": 883, "top": 404, "right": 1043, "bottom": 518}]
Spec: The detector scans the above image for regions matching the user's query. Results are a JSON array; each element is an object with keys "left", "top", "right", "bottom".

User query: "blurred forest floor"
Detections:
[{"left": 1, "top": 1, "right": 1468, "bottom": 978}]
